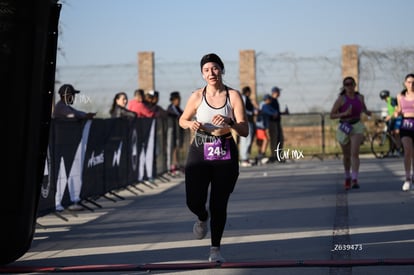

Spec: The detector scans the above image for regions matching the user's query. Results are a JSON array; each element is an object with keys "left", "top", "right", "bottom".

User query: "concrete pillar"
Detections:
[
  {"left": 138, "top": 51, "right": 155, "bottom": 92},
  {"left": 341, "top": 45, "right": 359, "bottom": 90},
  {"left": 239, "top": 50, "right": 257, "bottom": 105}
]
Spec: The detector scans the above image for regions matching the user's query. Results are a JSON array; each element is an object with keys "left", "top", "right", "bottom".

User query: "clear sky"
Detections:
[
  {"left": 56, "top": 0, "right": 414, "bottom": 115},
  {"left": 57, "top": 0, "right": 413, "bottom": 66}
]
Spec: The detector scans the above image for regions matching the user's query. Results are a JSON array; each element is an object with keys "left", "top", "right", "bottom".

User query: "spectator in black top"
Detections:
[
  {"left": 268, "top": 86, "right": 288, "bottom": 163},
  {"left": 239, "top": 86, "right": 258, "bottom": 166},
  {"left": 146, "top": 90, "right": 168, "bottom": 118},
  {"left": 109, "top": 92, "right": 136, "bottom": 119},
  {"left": 166, "top": 91, "right": 184, "bottom": 174}
]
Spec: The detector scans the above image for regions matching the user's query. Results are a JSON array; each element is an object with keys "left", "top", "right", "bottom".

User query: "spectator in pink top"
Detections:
[{"left": 128, "top": 89, "right": 155, "bottom": 118}]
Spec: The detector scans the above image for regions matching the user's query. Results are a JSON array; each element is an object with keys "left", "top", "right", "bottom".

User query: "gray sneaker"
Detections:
[
  {"left": 68, "top": 203, "right": 83, "bottom": 211},
  {"left": 193, "top": 220, "right": 208, "bottom": 239},
  {"left": 208, "top": 247, "right": 225, "bottom": 263}
]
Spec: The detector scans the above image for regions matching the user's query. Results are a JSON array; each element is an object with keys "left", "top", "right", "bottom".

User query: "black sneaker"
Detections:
[{"left": 351, "top": 179, "right": 360, "bottom": 189}]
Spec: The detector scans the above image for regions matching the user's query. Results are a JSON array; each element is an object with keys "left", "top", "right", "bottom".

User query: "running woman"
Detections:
[
  {"left": 330, "top": 76, "right": 372, "bottom": 190},
  {"left": 394, "top": 73, "right": 414, "bottom": 191},
  {"left": 179, "top": 53, "right": 248, "bottom": 262}
]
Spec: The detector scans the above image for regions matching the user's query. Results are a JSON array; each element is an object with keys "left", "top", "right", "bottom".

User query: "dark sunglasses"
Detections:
[{"left": 344, "top": 82, "right": 355, "bottom": 87}]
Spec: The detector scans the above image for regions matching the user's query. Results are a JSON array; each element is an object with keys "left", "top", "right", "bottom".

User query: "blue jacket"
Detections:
[{"left": 257, "top": 101, "right": 278, "bottom": 129}]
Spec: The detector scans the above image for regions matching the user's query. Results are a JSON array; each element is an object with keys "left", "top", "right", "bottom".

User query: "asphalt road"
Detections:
[{"left": 5, "top": 156, "right": 414, "bottom": 275}]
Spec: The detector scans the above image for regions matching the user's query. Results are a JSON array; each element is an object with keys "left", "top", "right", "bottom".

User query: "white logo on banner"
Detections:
[
  {"left": 41, "top": 148, "right": 51, "bottom": 198},
  {"left": 87, "top": 150, "right": 104, "bottom": 167},
  {"left": 55, "top": 157, "right": 67, "bottom": 210},
  {"left": 54, "top": 120, "right": 92, "bottom": 210},
  {"left": 131, "top": 128, "right": 138, "bottom": 171},
  {"left": 138, "top": 120, "right": 155, "bottom": 181},
  {"left": 112, "top": 141, "right": 122, "bottom": 167}
]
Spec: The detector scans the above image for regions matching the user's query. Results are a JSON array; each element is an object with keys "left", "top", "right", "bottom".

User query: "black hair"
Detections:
[
  {"left": 242, "top": 86, "right": 251, "bottom": 95},
  {"left": 405, "top": 73, "right": 414, "bottom": 80},
  {"left": 170, "top": 91, "right": 180, "bottom": 101},
  {"left": 109, "top": 91, "right": 128, "bottom": 115},
  {"left": 400, "top": 73, "right": 414, "bottom": 96},
  {"left": 134, "top": 89, "right": 145, "bottom": 97},
  {"left": 200, "top": 53, "right": 225, "bottom": 73},
  {"left": 339, "top": 76, "right": 357, "bottom": 95}
]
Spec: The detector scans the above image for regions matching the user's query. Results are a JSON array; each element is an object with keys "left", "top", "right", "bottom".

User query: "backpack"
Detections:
[{"left": 390, "top": 97, "right": 397, "bottom": 107}]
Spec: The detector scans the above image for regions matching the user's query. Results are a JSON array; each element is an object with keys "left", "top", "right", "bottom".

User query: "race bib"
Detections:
[
  {"left": 204, "top": 139, "right": 231, "bottom": 161},
  {"left": 401, "top": 118, "right": 414, "bottom": 131},
  {"left": 339, "top": 121, "right": 353, "bottom": 135}
]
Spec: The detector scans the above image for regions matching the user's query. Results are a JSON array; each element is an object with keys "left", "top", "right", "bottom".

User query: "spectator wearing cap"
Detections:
[
  {"left": 53, "top": 83, "right": 95, "bottom": 212},
  {"left": 128, "top": 89, "right": 155, "bottom": 118},
  {"left": 147, "top": 90, "right": 168, "bottom": 118},
  {"left": 268, "top": 86, "right": 287, "bottom": 163},
  {"left": 166, "top": 91, "right": 184, "bottom": 174},
  {"left": 239, "top": 86, "right": 258, "bottom": 167},
  {"left": 144, "top": 90, "right": 156, "bottom": 105},
  {"left": 53, "top": 84, "right": 96, "bottom": 119},
  {"left": 255, "top": 94, "right": 278, "bottom": 163},
  {"left": 167, "top": 91, "right": 183, "bottom": 121}
]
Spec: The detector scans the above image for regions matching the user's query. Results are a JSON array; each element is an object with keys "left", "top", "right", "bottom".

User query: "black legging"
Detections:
[{"left": 185, "top": 135, "right": 239, "bottom": 247}]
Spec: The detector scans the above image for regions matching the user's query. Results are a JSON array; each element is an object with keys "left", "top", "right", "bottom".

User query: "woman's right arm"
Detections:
[
  {"left": 394, "top": 94, "right": 402, "bottom": 117},
  {"left": 330, "top": 96, "right": 349, "bottom": 119},
  {"left": 179, "top": 90, "right": 201, "bottom": 131}
]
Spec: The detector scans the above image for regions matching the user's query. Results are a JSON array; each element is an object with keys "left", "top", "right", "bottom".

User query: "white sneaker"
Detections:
[
  {"left": 208, "top": 247, "right": 225, "bottom": 263},
  {"left": 402, "top": 180, "right": 411, "bottom": 191},
  {"left": 260, "top": 157, "right": 269, "bottom": 165},
  {"left": 193, "top": 220, "right": 208, "bottom": 239},
  {"left": 240, "top": 161, "right": 252, "bottom": 167}
]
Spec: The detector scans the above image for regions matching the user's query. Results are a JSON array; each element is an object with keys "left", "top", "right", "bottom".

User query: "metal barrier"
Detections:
[{"left": 274, "top": 111, "right": 383, "bottom": 160}]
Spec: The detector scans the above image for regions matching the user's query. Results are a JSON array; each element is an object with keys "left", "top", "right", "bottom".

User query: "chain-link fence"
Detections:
[{"left": 56, "top": 47, "right": 413, "bottom": 118}]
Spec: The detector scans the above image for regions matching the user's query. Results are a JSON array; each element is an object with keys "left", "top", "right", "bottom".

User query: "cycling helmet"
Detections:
[{"left": 379, "top": 90, "right": 390, "bottom": 99}]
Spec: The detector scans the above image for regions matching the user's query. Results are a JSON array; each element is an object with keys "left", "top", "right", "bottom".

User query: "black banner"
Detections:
[
  {"left": 104, "top": 118, "right": 132, "bottom": 191},
  {"left": 1, "top": 0, "right": 61, "bottom": 265},
  {"left": 82, "top": 119, "right": 106, "bottom": 198},
  {"left": 38, "top": 117, "right": 157, "bottom": 216},
  {"left": 38, "top": 119, "right": 86, "bottom": 215}
]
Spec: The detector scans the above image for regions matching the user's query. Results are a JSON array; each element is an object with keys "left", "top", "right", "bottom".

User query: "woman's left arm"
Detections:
[{"left": 360, "top": 95, "right": 372, "bottom": 116}]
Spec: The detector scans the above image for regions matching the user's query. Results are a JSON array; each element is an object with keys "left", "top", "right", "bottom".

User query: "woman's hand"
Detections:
[
  {"left": 394, "top": 110, "right": 401, "bottom": 118},
  {"left": 190, "top": 120, "right": 202, "bottom": 131},
  {"left": 211, "top": 114, "right": 231, "bottom": 127},
  {"left": 343, "top": 105, "right": 353, "bottom": 116}
]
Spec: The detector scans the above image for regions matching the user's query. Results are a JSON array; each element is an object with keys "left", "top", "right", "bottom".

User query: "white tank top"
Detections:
[{"left": 196, "top": 86, "right": 234, "bottom": 131}]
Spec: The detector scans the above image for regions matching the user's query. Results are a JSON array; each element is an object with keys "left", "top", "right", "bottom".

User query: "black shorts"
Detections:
[{"left": 399, "top": 129, "right": 414, "bottom": 139}]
